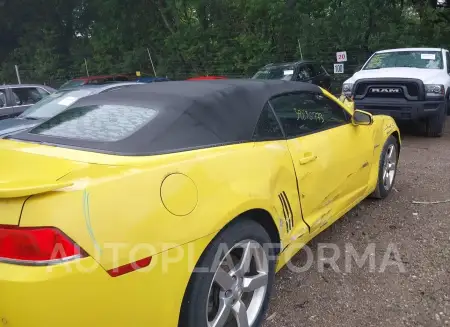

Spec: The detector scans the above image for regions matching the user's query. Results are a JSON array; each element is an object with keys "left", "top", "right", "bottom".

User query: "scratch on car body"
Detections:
[
  {"left": 361, "top": 162, "right": 369, "bottom": 169},
  {"left": 299, "top": 171, "right": 311, "bottom": 182},
  {"left": 311, "top": 209, "right": 332, "bottom": 229},
  {"left": 290, "top": 230, "right": 308, "bottom": 241},
  {"left": 83, "top": 189, "right": 102, "bottom": 256}
]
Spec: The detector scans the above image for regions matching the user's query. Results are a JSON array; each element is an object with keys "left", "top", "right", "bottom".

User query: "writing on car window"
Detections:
[
  {"left": 294, "top": 108, "right": 325, "bottom": 123},
  {"left": 270, "top": 92, "right": 349, "bottom": 137}
]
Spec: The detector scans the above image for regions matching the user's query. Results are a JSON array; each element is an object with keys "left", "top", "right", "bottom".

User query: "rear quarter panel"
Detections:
[{"left": 19, "top": 141, "right": 302, "bottom": 271}]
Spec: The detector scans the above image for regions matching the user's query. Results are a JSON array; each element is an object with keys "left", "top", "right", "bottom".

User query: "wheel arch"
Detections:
[
  {"left": 213, "top": 208, "right": 282, "bottom": 255},
  {"left": 391, "top": 130, "right": 401, "bottom": 155},
  {"left": 238, "top": 208, "right": 281, "bottom": 253}
]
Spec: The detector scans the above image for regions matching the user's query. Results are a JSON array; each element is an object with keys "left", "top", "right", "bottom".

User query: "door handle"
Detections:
[{"left": 299, "top": 154, "right": 317, "bottom": 165}]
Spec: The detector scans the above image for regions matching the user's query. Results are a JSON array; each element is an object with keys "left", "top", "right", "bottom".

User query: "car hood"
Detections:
[
  {"left": 0, "top": 118, "right": 42, "bottom": 137},
  {"left": 346, "top": 68, "right": 445, "bottom": 84}
]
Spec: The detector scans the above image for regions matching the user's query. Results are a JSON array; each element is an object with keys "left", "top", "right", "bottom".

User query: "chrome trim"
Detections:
[{"left": 0, "top": 254, "right": 83, "bottom": 266}]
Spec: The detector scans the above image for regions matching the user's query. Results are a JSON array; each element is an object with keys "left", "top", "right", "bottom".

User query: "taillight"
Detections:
[{"left": 0, "top": 226, "right": 87, "bottom": 265}]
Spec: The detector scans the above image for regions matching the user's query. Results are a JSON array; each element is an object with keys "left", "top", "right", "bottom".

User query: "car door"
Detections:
[
  {"left": 252, "top": 103, "right": 310, "bottom": 245},
  {"left": 0, "top": 88, "right": 15, "bottom": 118},
  {"left": 270, "top": 91, "right": 374, "bottom": 232}
]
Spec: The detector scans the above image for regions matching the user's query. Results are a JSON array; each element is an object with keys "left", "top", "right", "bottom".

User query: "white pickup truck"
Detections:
[{"left": 342, "top": 48, "right": 450, "bottom": 137}]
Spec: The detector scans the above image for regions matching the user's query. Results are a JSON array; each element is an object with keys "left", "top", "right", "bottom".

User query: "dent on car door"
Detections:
[
  {"left": 269, "top": 91, "right": 373, "bottom": 232},
  {"left": 252, "top": 103, "right": 310, "bottom": 246}
]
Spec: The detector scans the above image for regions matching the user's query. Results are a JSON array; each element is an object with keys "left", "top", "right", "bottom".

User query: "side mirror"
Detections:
[{"left": 352, "top": 109, "right": 373, "bottom": 126}]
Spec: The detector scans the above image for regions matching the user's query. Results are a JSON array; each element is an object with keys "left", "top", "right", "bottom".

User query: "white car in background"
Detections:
[{"left": 342, "top": 48, "right": 450, "bottom": 137}]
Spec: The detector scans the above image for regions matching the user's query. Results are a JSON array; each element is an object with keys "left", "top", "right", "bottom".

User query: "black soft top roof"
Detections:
[{"left": 12, "top": 79, "right": 321, "bottom": 156}]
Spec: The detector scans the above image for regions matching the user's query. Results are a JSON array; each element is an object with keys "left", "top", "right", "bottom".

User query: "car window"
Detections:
[
  {"left": 37, "top": 88, "right": 50, "bottom": 97},
  {"left": 297, "top": 65, "right": 313, "bottom": 81},
  {"left": 0, "top": 89, "right": 7, "bottom": 108},
  {"left": 270, "top": 92, "right": 350, "bottom": 137},
  {"left": 253, "top": 103, "right": 284, "bottom": 140},
  {"left": 252, "top": 64, "right": 296, "bottom": 80},
  {"left": 30, "top": 104, "right": 158, "bottom": 142},
  {"left": 313, "top": 63, "right": 326, "bottom": 76},
  {"left": 11, "top": 87, "right": 45, "bottom": 106},
  {"left": 305, "top": 64, "right": 318, "bottom": 77}
]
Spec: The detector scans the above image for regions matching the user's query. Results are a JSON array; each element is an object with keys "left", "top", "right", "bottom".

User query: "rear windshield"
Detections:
[{"left": 29, "top": 104, "right": 158, "bottom": 142}]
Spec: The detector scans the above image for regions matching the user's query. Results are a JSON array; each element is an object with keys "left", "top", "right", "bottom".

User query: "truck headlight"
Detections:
[
  {"left": 342, "top": 83, "right": 353, "bottom": 96},
  {"left": 425, "top": 84, "right": 445, "bottom": 96}
]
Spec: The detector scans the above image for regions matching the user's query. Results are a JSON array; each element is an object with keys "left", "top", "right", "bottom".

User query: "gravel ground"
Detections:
[{"left": 263, "top": 119, "right": 450, "bottom": 327}]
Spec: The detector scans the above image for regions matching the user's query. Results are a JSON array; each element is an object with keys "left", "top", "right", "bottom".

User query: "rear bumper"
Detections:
[
  {"left": 0, "top": 236, "right": 212, "bottom": 327},
  {"left": 354, "top": 98, "right": 446, "bottom": 120}
]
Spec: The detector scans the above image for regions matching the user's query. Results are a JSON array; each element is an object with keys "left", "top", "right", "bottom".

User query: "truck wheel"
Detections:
[
  {"left": 371, "top": 135, "right": 399, "bottom": 199},
  {"left": 425, "top": 106, "right": 446, "bottom": 137}
]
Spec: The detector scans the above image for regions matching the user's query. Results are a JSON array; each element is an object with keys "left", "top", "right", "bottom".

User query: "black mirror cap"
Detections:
[{"left": 352, "top": 109, "right": 373, "bottom": 126}]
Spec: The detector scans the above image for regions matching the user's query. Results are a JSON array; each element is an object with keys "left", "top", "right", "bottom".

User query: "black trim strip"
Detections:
[
  {"left": 278, "top": 193, "right": 289, "bottom": 232},
  {"left": 279, "top": 191, "right": 295, "bottom": 233},
  {"left": 282, "top": 191, "right": 295, "bottom": 229}
]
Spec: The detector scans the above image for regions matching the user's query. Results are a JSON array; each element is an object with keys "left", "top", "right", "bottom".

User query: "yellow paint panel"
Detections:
[{"left": 0, "top": 198, "right": 27, "bottom": 225}]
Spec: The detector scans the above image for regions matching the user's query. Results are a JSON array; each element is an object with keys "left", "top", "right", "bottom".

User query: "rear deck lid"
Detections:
[{"left": 0, "top": 140, "right": 84, "bottom": 225}]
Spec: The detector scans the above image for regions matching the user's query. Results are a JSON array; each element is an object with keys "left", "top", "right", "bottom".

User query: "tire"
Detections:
[
  {"left": 447, "top": 93, "right": 450, "bottom": 116},
  {"left": 179, "top": 219, "right": 276, "bottom": 327},
  {"left": 425, "top": 105, "right": 447, "bottom": 137},
  {"left": 371, "top": 135, "right": 399, "bottom": 199}
]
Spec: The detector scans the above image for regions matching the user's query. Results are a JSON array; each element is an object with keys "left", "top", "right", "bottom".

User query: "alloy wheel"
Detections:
[
  {"left": 206, "top": 240, "right": 269, "bottom": 327},
  {"left": 382, "top": 144, "right": 397, "bottom": 191}
]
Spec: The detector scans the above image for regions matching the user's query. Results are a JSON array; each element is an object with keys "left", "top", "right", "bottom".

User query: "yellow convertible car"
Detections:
[{"left": 0, "top": 80, "right": 400, "bottom": 327}]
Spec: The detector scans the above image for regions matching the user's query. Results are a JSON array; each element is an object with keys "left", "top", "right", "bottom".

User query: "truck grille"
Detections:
[{"left": 353, "top": 78, "right": 424, "bottom": 101}]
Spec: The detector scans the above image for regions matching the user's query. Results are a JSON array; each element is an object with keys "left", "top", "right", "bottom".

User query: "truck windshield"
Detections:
[{"left": 363, "top": 51, "right": 443, "bottom": 70}]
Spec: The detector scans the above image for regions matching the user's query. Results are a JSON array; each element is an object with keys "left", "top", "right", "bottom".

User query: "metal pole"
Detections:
[
  {"left": 147, "top": 48, "right": 157, "bottom": 76},
  {"left": 84, "top": 58, "right": 90, "bottom": 76},
  {"left": 15, "top": 65, "right": 21, "bottom": 84},
  {"left": 297, "top": 39, "right": 304, "bottom": 60}
]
